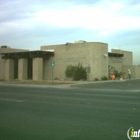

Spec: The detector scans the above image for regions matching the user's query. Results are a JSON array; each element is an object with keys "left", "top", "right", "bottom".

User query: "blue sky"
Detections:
[{"left": 0, "top": 0, "right": 140, "bottom": 64}]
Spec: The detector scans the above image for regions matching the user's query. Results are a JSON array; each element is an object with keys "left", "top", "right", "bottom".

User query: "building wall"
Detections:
[
  {"left": 33, "top": 58, "right": 43, "bottom": 80},
  {"left": 41, "top": 42, "right": 108, "bottom": 81},
  {"left": 18, "top": 58, "right": 28, "bottom": 80},
  {"left": 1, "top": 45, "right": 135, "bottom": 81},
  {"left": 135, "top": 65, "right": 140, "bottom": 78},
  {"left": 111, "top": 49, "right": 133, "bottom": 65},
  {"left": 0, "top": 47, "right": 29, "bottom": 79},
  {"left": 4, "top": 59, "right": 14, "bottom": 80},
  {"left": 108, "top": 49, "right": 133, "bottom": 75},
  {"left": 122, "top": 65, "right": 140, "bottom": 79},
  {"left": 108, "top": 56, "right": 123, "bottom": 72}
]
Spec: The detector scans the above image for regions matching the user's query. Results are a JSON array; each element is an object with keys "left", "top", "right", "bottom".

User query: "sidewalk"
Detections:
[{"left": 0, "top": 79, "right": 126, "bottom": 89}]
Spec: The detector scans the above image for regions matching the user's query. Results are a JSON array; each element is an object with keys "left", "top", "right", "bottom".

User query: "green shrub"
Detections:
[
  {"left": 65, "top": 63, "right": 87, "bottom": 81},
  {"left": 101, "top": 76, "right": 108, "bottom": 81},
  {"left": 95, "top": 78, "right": 100, "bottom": 81},
  {"left": 108, "top": 65, "right": 124, "bottom": 79},
  {"left": 65, "top": 65, "right": 75, "bottom": 77},
  {"left": 114, "top": 70, "right": 124, "bottom": 78}
]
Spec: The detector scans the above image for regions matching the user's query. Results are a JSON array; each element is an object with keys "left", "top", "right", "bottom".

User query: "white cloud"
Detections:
[
  {"left": 1, "top": 0, "right": 140, "bottom": 37},
  {"left": 0, "top": 0, "right": 140, "bottom": 65},
  {"left": 33, "top": 2, "right": 140, "bottom": 36},
  {"left": 107, "top": 1, "right": 124, "bottom": 10}
]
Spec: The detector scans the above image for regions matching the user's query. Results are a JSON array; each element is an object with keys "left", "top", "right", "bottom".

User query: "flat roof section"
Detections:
[
  {"left": 108, "top": 52, "right": 124, "bottom": 57},
  {"left": 1, "top": 50, "right": 54, "bottom": 59}
]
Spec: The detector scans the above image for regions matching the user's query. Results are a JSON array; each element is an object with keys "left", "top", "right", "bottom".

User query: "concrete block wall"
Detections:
[
  {"left": 89, "top": 42, "right": 108, "bottom": 80},
  {"left": 4, "top": 59, "right": 14, "bottom": 80},
  {"left": 33, "top": 58, "right": 43, "bottom": 80},
  {"left": 0, "top": 47, "right": 29, "bottom": 80},
  {"left": 122, "top": 65, "right": 139, "bottom": 79},
  {"left": 122, "top": 65, "right": 134, "bottom": 78},
  {"left": 108, "top": 57, "right": 123, "bottom": 72},
  {"left": 41, "top": 42, "right": 108, "bottom": 81},
  {"left": 111, "top": 49, "right": 133, "bottom": 65},
  {"left": 18, "top": 58, "right": 28, "bottom": 80},
  {"left": 0, "top": 55, "right": 4, "bottom": 80},
  {"left": 135, "top": 65, "right": 140, "bottom": 78}
]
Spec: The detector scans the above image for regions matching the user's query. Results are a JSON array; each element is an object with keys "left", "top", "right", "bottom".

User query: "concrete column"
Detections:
[
  {"left": 0, "top": 58, "right": 5, "bottom": 80},
  {"left": 33, "top": 58, "right": 43, "bottom": 80},
  {"left": 18, "top": 58, "right": 28, "bottom": 80},
  {"left": 4, "top": 59, "right": 14, "bottom": 80}
]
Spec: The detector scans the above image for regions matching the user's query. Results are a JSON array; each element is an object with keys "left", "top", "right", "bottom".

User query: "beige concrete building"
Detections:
[
  {"left": 108, "top": 49, "right": 140, "bottom": 79},
  {"left": 0, "top": 41, "right": 140, "bottom": 81},
  {"left": 0, "top": 46, "right": 29, "bottom": 80},
  {"left": 0, "top": 49, "right": 54, "bottom": 81},
  {"left": 41, "top": 41, "right": 108, "bottom": 81}
]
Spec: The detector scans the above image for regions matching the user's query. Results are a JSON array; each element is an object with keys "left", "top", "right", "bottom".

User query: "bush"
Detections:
[
  {"left": 95, "top": 78, "right": 100, "bottom": 81},
  {"left": 114, "top": 70, "right": 124, "bottom": 78},
  {"left": 101, "top": 76, "right": 108, "bottom": 81},
  {"left": 65, "top": 65, "right": 75, "bottom": 78},
  {"left": 65, "top": 63, "right": 87, "bottom": 81},
  {"left": 0, "top": 77, "right": 4, "bottom": 81},
  {"left": 108, "top": 65, "right": 124, "bottom": 79}
]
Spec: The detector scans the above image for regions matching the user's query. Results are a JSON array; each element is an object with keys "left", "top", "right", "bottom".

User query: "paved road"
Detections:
[
  {"left": 71, "top": 79, "right": 140, "bottom": 91},
  {"left": 0, "top": 81, "right": 140, "bottom": 140}
]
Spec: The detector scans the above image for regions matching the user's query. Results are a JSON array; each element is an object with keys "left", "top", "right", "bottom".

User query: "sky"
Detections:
[{"left": 0, "top": 0, "right": 140, "bottom": 64}]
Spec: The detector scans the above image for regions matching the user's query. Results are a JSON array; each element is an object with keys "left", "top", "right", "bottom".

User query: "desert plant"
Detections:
[
  {"left": 65, "top": 65, "right": 75, "bottom": 77},
  {"left": 65, "top": 63, "right": 87, "bottom": 81},
  {"left": 95, "top": 78, "right": 100, "bottom": 81},
  {"left": 108, "top": 65, "right": 124, "bottom": 79},
  {"left": 114, "top": 70, "right": 124, "bottom": 78},
  {"left": 101, "top": 76, "right": 108, "bottom": 81},
  {"left": 108, "top": 65, "right": 116, "bottom": 76}
]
